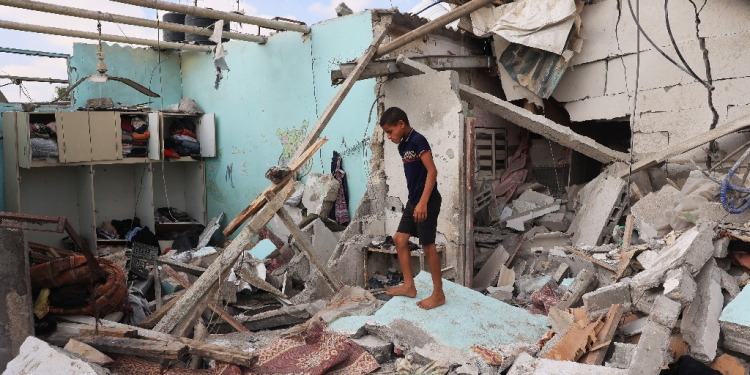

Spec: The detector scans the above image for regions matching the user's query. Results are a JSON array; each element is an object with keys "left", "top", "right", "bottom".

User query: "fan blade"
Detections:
[
  {"left": 50, "top": 76, "right": 88, "bottom": 103},
  {"left": 106, "top": 76, "right": 160, "bottom": 98}
]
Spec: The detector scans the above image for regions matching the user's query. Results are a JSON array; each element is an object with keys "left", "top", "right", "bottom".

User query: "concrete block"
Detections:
[
  {"left": 650, "top": 295, "right": 682, "bottom": 329},
  {"left": 535, "top": 213, "right": 571, "bottom": 232},
  {"left": 4, "top": 336, "right": 109, "bottom": 375},
  {"left": 302, "top": 173, "right": 340, "bottom": 216},
  {"left": 631, "top": 224, "right": 715, "bottom": 292},
  {"left": 681, "top": 258, "right": 723, "bottom": 362},
  {"left": 311, "top": 218, "right": 338, "bottom": 265},
  {"left": 636, "top": 107, "right": 714, "bottom": 148},
  {"left": 513, "top": 190, "right": 555, "bottom": 213},
  {"left": 268, "top": 205, "right": 303, "bottom": 243},
  {"left": 663, "top": 267, "right": 697, "bottom": 307},
  {"left": 488, "top": 286, "right": 514, "bottom": 303},
  {"left": 632, "top": 132, "right": 670, "bottom": 159},
  {"left": 509, "top": 352, "right": 628, "bottom": 375},
  {"left": 570, "top": 175, "right": 627, "bottom": 246},
  {"left": 714, "top": 237, "right": 730, "bottom": 258},
  {"left": 352, "top": 335, "right": 393, "bottom": 364},
  {"left": 505, "top": 203, "right": 561, "bottom": 231},
  {"left": 605, "top": 342, "right": 637, "bottom": 369},
  {"left": 564, "top": 93, "right": 630, "bottom": 122},
  {"left": 636, "top": 250, "right": 659, "bottom": 270},
  {"left": 631, "top": 287, "right": 662, "bottom": 314},
  {"left": 583, "top": 281, "right": 632, "bottom": 320},
  {"left": 718, "top": 268, "right": 741, "bottom": 300},
  {"left": 552, "top": 61, "right": 606, "bottom": 103},
  {"left": 550, "top": 248, "right": 597, "bottom": 277},
  {"left": 698, "top": 0, "right": 750, "bottom": 38},
  {"left": 552, "top": 263, "right": 570, "bottom": 284},
  {"left": 630, "top": 185, "right": 680, "bottom": 241},
  {"left": 707, "top": 32, "right": 750, "bottom": 80},
  {"left": 627, "top": 320, "right": 673, "bottom": 375},
  {"left": 557, "top": 269, "right": 598, "bottom": 310},
  {"left": 570, "top": 0, "right": 619, "bottom": 66},
  {"left": 616, "top": 0, "right": 698, "bottom": 55},
  {"left": 635, "top": 83, "right": 709, "bottom": 115}
]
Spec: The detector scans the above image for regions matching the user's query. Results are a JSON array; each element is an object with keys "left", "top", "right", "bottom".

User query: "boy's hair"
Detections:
[{"left": 379, "top": 107, "right": 410, "bottom": 127}]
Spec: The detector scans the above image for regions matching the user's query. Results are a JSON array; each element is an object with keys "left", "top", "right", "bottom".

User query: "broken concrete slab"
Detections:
[
  {"left": 682, "top": 258, "right": 723, "bottom": 362},
  {"left": 352, "top": 335, "right": 393, "bottom": 364},
  {"left": 512, "top": 190, "right": 555, "bottom": 213},
  {"left": 310, "top": 218, "right": 338, "bottom": 265},
  {"left": 473, "top": 245, "right": 510, "bottom": 289},
  {"left": 4, "top": 336, "right": 109, "bottom": 375},
  {"left": 718, "top": 267, "right": 741, "bottom": 300},
  {"left": 509, "top": 352, "right": 628, "bottom": 375},
  {"left": 720, "top": 277, "right": 750, "bottom": 356},
  {"left": 330, "top": 272, "right": 550, "bottom": 352},
  {"left": 550, "top": 247, "right": 597, "bottom": 277},
  {"left": 605, "top": 343, "right": 637, "bottom": 369},
  {"left": 552, "top": 263, "right": 570, "bottom": 284},
  {"left": 630, "top": 185, "right": 680, "bottom": 241},
  {"left": 583, "top": 281, "right": 631, "bottom": 320},
  {"left": 570, "top": 175, "right": 627, "bottom": 246},
  {"left": 535, "top": 212, "right": 571, "bottom": 232},
  {"left": 504, "top": 203, "right": 561, "bottom": 231},
  {"left": 650, "top": 295, "right": 682, "bottom": 329},
  {"left": 488, "top": 286, "right": 514, "bottom": 303},
  {"left": 556, "top": 268, "right": 598, "bottom": 310},
  {"left": 663, "top": 267, "right": 697, "bottom": 307},
  {"left": 302, "top": 173, "right": 340, "bottom": 216},
  {"left": 714, "top": 237, "right": 730, "bottom": 258},
  {"left": 458, "top": 84, "right": 628, "bottom": 163},
  {"left": 636, "top": 250, "right": 659, "bottom": 270},
  {"left": 627, "top": 315, "right": 676, "bottom": 374}
]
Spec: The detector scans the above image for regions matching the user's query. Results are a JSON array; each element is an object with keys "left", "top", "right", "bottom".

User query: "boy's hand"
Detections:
[{"left": 414, "top": 202, "right": 428, "bottom": 223}]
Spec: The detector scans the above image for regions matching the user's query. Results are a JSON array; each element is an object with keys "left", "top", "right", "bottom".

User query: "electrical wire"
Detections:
[
  {"left": 695, "top": 148, "right": 750, "bottom": 213},
  {"left": 625, "top": 0, "right": 711, "bottom": 89},
  {"left": 625, "top": 0, "right": 641, "bottom": 206},
  {"left": 664, "top": 0, "right": 703, "bottom": 86}
]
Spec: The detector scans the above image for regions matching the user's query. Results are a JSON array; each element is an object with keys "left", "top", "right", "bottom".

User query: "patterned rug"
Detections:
[
  {"left": 244, "top": 321, "right": 379, "bottom": 375},
  {"left": 109, "top": 355, "right": 242, "bottom": 375},
  {"left": 525, "top": 282, "right": 559, "bottom": 316}
]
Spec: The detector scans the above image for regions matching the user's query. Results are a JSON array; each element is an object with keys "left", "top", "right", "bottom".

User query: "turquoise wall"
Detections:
[
  {"left": 70, "top": 43, "right": 182, "bottom": 109},
  {"left": 180, "top": 11, "right": 377, "bottom": 235}
]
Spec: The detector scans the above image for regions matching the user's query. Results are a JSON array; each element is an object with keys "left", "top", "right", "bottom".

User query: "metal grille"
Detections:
[{"left": 533, "top": 166, "right": 569, "bottom": 198}]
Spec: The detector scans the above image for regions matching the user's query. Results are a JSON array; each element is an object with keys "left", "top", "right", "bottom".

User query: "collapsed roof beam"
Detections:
[
  {"left": 0, "top": 19, "right": 212, "bottom": 52},
  {"left": 0, "top": 0, "right": 266, "bottom": 44},
  {"left": 331, "top": 55, "right": 496, "bottom": 84},
  {"left": 111, "top": 0, "right": 311, "bottom": 34},
  {"left": 374, "top": 0, "right": 497, "bottom": 59},
  {"left": 0, "top": 75, "right": 68, "bottom": 84}
]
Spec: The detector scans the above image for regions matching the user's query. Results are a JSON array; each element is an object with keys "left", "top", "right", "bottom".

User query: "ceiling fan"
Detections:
[{"left": 52, "top": 22, "right": 160, "bottom": 103}]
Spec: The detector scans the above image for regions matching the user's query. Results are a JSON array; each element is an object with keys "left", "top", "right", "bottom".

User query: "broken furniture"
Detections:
[{"left": 363, "top": 244, "right": 446, "bottom": 289}]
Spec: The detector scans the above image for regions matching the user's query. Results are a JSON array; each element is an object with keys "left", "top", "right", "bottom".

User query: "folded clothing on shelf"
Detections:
[
  {"left": 29, "top": 122, "right": 59, "bottom": 160},
  {"left": 156, "top": 207, "right": 193, "bottom": 223}
]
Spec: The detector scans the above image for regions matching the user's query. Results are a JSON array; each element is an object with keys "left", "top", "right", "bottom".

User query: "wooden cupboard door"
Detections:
[
  {"left": 115, "top": 114, "right": 123, "bottom": 159},
  {"left": 89, "top": 112, "right": 118, "bottom": 161},
  {"left": 197, "top": 113, "right": 216, "bottom": 157},
  {"left": 148, "top": 113, "right": 160, "bottom": 160},
  {"left": 60, "top": 111, "right": 92, "bottom": 163},
  {"left": 15, "top": 113, "right": 30, "bottom": 169}
]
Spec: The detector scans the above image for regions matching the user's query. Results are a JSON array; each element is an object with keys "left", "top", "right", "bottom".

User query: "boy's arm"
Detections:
[{"left": 414, "top": 150, "right": 438, "bottom": 223}]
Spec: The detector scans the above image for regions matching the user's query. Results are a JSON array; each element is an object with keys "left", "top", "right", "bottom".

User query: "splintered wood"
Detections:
[{"left": 545, "top": 305, "right": 625, "bottom": 366}]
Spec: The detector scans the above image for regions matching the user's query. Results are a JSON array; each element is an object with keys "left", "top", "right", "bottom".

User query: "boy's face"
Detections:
[{"left": 382, "top": 120, "right": 408, "bottom": 144}]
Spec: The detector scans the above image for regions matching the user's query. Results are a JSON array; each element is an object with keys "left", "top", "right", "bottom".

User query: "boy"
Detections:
[{"left": 380, "top": 107, "right": 445, "bottom": 310}]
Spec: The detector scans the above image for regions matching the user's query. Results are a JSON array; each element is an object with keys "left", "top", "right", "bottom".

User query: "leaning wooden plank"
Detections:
[
  {"left": 161, "top": 264, "right": 250, "bottom": 333},
  {"left": 564, "top": 246, "right": 618, "bottom": 272},
  {"left": 157, "top": 256, "right": 207, "bottom": 276},
  {"left": 276, "top": 204, "right": 341, "bottom": 292},
  {"left": 138, "top": 293, "right": 182, "bottom": 329},
  {"left": 223, "top": 137, "right": 327, "bottom": 236},
  {"left": 154, "top": 182, "right": 296, "bottom": 334},
  {"left": 55, "top": 315, "right": 258, "bottom": 366},
  {"left": 78, "top": 326, "right": 137, "bottom": 338},
  {"left": 45, "top": 332, "right": 188, "bottom": 359},
  {"left": 618, "top": 113, "right": 750, "bottom": 178},
  {"left": 458, "top": 84, "right": 629, "bottom": 164},
  {"left": 288, "top": 29, "right": 386, "bottom": 165},
  {"left": 579, "top": 304, "right": 624, "bottom": 365}
]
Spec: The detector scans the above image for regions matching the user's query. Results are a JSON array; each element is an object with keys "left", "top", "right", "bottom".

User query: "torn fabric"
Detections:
[{"left": 471, "top": 0, "right": 578, "bottom": 55}]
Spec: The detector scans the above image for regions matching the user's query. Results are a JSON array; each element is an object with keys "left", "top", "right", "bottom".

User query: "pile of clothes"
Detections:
[
  {"left": 155, "top": 207, "right": 194, "bottom": 223},
  {"left": 121, "top": 116, "right": 149, "bottom": 158},
  {"left": 164, "top": 120, "right": 200, "bottom": 159},
  {"left": 29, "top": 122, "right": 59, "bottom": 160}
]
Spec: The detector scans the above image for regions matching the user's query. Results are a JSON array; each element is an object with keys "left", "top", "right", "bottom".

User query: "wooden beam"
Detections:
[
  {"left": 288, "top": 30, "right": 386, "bottom": 164},
  {"left": 619, "top": 114, "right": 750, "bottom": 178},
  {"left": 564, "top": 246, "right": 618, "bottom": 272},
  {"left": 505, "top": 235, "right": 527, "bottom": 267},
  {"left": 153, "top": 182, "right": 296, "bottom": 334},
  {"left": 620, "top": 215, "right": 634, "bottom": 254},
  {"left": 78, "top": 326, "right": 137, "bottom": 338},
  {"left": 152, "top": 263, "right": 162, "bottom": 310},
  {"left": 161, "top": 264, "right": 249, "bottom": 333},
  {"left": 156, "top": 257, "right": 206, "bottom": 277},
  {"left": 45, "top": 333, "right": 188, "bottom": 359},
  {"left": 579, "top": 304, "right": 624, "bottom": 365},
  {"left": 223, "top": 137, "right": 327, "bottom": 236},
  {"left": 275, "top": 204, "right": 341, "bottom": 292},
  {"left": 458, "top": 84, "right": 629, "bottom": 164},
  {"left": 138, "top": 293, "right": 182, "bottom": 329}
]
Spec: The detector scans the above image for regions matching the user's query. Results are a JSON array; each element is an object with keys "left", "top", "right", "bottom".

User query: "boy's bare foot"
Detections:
[
  {"left": 417, "top": 292, "right": 445, "bottom": 310},
  {"left": 385, "top": 284, "right": 417, "bottom": 298}
]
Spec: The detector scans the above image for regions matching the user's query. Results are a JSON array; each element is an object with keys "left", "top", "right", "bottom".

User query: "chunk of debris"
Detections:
[
  {"left": 627, "top": 296, "right": 682, "bottom": 375},
  {"left": 569, "top": 175, "right": 627, "bottom": 246},
  {"left": 335, "top": 2, "right": 353, "bottom": 16},
  {"left": 583, "top": 281, "right": 631, "bottom": 320},
  {"left": 556, "top": 268, "right": 598, "bottom": 310},
  {"left": 605, "top": 343, "right": 637, "bottom": 369},
  {"left": 630, "top": 185, "right": 680, "bottom": 241},
  {"left": 4, "top": 337, "right": 109, "bottom": 375},
  {"left": 352, "top": 335, "right": 393, "bottom": 363},
  {"left": 509, "top": 352, "right": 627, "bottom": 375},
  {"left": 663, "top": 267, "right": 697, "bottom": 307},
  {"left": 681, "top": 258, "right": 723, "bottom": 362},
  {"left": 302, "top": 173, "right": 340, "bottom": 216}
]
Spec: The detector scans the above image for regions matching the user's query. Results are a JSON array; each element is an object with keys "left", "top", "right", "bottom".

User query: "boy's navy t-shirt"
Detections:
[{"left": 398, "top": 128, "right": 438, "bottom": 204}]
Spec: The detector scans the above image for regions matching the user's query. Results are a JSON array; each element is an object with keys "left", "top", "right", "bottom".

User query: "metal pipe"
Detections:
[
  {"left": 0, "top": 46, "right": 69, "bottom": 58},
  {"left": 0, "top": 19, "right": 212, "bottom": 52},
  {"left": 0, "top": 75, "right": 68, "bottom": 84},
  {"left": 0, "top": 0, "right": 266, "bottom": 44},
  {"left": 374, "top": 0, "right": 496, "bottom": 58},
  {"left": 111, "top": 0, "right": 311, "bottom": 34}
]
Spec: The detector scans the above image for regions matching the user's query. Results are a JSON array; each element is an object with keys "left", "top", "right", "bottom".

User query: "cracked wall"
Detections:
[{"left": 551, "top": 0, "right": 750, "bottom": 165}]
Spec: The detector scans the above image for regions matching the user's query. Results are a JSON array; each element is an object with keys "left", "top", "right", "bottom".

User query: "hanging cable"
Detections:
[
  {"left": 664, "top": 0, "right": 704, "bottom": 86},
  {"left": 625, "top": 0, "right": 642, "bottom": 205},
  {"left": 625, "top": 0, "right": 712, "bottom": 89},
  {"left": 695, "top": 147, "right": 750, "bottom": 214}
]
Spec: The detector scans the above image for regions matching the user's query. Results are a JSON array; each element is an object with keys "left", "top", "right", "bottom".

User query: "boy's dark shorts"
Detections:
[{"left": 397, "top": 192, "right": 442, "bottom": 245}]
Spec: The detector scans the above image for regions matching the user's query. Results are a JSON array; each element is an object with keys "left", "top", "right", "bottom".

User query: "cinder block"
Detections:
[
  {"left": 713, "top": 237, "right": 730, "bottom": 258},
  {"left": 605, "top": 342, "right": 637, "bottom": 369},
  {"left": 627, "top": 320, "right": 673, "bottom": 375},
  {"left": 663, "top": 267, "right": 697, "bottom": 307},
  {"left": 557, "top": 269, "right": 599, "bottom": 310},
  {"left": 649, "top": 295, "right": 682, "bottom": 329},
  {"left": 681, "top": 259, "right": 723, "bottom": 362},
  {"left": 583, "top": 281, "right": 632, "bottom": 320}
]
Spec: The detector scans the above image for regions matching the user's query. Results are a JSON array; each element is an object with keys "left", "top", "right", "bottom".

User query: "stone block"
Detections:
[
  {"left": 630, "top": 185, "right": 680, "bottom": 241},
  {"left": 714, "top": 237, "right": 730, "bottom": 258},
  {"left": 605, "top": 342, "right": 636, "bottom": 369},
  {"left": 681, "top": 258, "right": 723, "bottom": 362},
  {"left": 552, "top": 263, "right": 571, "bottom": 284},
  {"left": 535, "top": 212, "right": 571, "bottom": 232},
  {"left": 627, "top": 320, "right": 673, "bottom": 375},
  {"left": 557, "top": 269, "right": 598, "bottom": 310},
  {"left": 352, "top": 335, "right": 393, "bottom": 364},
  {"left": 570, "top": 175, "right": 627, "bottom": 246},
  {"left": 583, "top": 281, "right": 632, "bottom": 320},
  {"left": 663, "top": 267, "right": 697, "bottom": 307},
  {"left": 650, "top": 295, "right": 682, "bottom": 329},
  {"left": 4, "top": 337, "right": 109, "bottom": 375}
]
